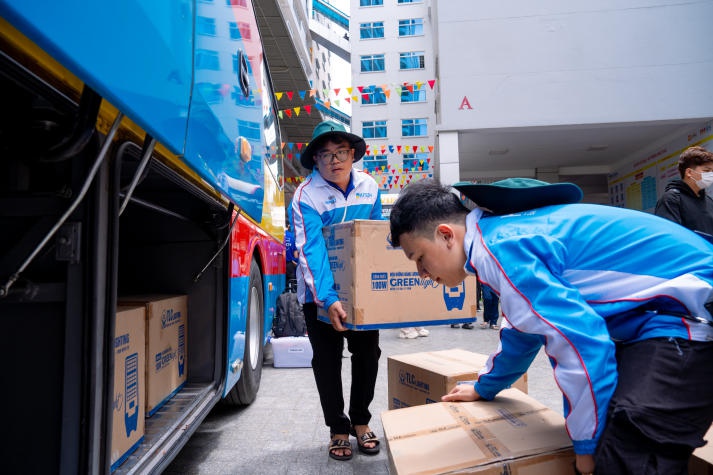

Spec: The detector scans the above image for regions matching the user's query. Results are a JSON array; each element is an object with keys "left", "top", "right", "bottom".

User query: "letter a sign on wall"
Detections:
[{"left": 458, "top": 96, "right": 473, "bottom": 110}]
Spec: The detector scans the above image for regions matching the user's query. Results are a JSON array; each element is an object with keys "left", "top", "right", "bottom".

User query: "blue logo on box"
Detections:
[
  {"left": 371, "top": 272, "right": 388, "bottom": 291},
  {"left": 443, "top": 282, "right": 466, "bottom": 310}
]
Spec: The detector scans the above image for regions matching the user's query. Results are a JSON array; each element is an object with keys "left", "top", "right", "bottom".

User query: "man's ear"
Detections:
[{"left": 435, "top": 224, "right": 455, "bottom": 246}]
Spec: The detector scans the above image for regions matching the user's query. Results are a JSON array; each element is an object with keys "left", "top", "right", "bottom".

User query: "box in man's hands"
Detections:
[
  {"left": 319, "top": 220, "right": 476, "bottom": 330},
  {"left": 388, "top": 349, "right": 528, "bottom": 410}
]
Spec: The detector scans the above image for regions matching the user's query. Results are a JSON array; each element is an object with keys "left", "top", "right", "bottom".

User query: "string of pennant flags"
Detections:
[{"left": 267, "top": 79, "right": 437, "bottom": 118}]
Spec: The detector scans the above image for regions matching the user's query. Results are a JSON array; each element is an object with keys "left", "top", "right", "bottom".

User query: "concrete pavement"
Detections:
[{"left": 165, "top": 319, "right": 562, "bottom": 474}]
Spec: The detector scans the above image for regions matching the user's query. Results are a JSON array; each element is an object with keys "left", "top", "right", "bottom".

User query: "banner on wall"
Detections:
[{"left": 607, "top": 120, "right": 713, "bottom": 213}]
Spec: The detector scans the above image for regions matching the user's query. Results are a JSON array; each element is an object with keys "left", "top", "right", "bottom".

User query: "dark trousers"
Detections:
[
  {"left": 482, "top": 285, "right": 499, "bottom": 325},
  {"left": 595, "top": 337, "right": 713, "bottom": 474},
  {"left": 303, "top": 303, "right": 381, "bottom": 435}
]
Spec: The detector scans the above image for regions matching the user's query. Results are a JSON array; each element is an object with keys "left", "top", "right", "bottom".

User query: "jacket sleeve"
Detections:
[
  {"left": 474, "top": 233, "right": 617, "bottom": 456},
  {"left": 654, "top": 190, "right": 682, "bottom": 225},
  {"left": 292, "top": 193, "right": 339, "bottom": 309}
]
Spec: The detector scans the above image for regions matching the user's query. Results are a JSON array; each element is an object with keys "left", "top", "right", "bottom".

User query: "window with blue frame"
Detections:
[
  {"left": 400, "top": 51, "right": 425, "bottom": 70},
  {"left": 196, "top": 17, "right": 216, "bottom": 36},
  {"left": 398, "top": 0, "right": 422, "bottom": 3},
  {"left": 360, "top": 21, "right": 385, "bottom": 39},
  {"left": 363, "top": 120, "right": 388, "bottom": 139},
  {"left": 360, "top": 0, "right": 384, "bottom": 6},
  {"left": 232, "top": 53, "right": 253, "bottom": 75},
  {"left": 398, "top": 18, "right": 423, "bottom": 37},
  {"left": 361, "top": 86, "right": 387, "bottom": 105},
  {"left": 360, "top": 54, "right": 385, "bottom": 72},
  {"left": 237, "top": 120, "right": 260, "bottom": 141},
  {"left": 402, "top": 118, "right": 427, "bottom": 137},
  {"left": 402, "top": 152, "right": 430, "bottom": 171},
  {"left": 400, "top": 84, "right": 426, "bottom": 103},
  {"left": 196, "top": 50, "right": 220, "bottom": 70},
  {"left": 231, "top": 86, "right": 255, "bottom": 107},
  {"left": 196, "top": 83, "right": 224, "bottom": 104},
  {"left": 229, "top": 21, "right": 251, "bottom": 40},
  {"left": 362, "top": 154, "right": 388, "bottom": 173}
]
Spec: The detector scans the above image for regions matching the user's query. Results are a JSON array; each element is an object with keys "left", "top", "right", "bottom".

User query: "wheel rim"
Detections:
[{"left": 248, "top": 285, "right": 260, "bottom": 370}]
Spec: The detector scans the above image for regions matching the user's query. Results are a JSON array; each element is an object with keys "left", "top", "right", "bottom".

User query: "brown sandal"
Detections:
[
  {"left": 349, "top": 427, "right": 381, "bottom": 455},
  {"left": 328, "top": 436, "right": 353, "bottom": 461}
]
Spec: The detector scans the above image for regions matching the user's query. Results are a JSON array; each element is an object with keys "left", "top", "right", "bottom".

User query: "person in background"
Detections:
[
  {"left": 655, "top": 145, "right": 713, "bottom": 236},
  {"left": 389, "top": 177, "right": 713, "bottom": 475},
  {"left": 284, "top": 212, "right": 298, "bottom": 288},
  {"left": 479, "top": 283, "right": 499, "bottom": 329},
  {"left": 292, "top": 120, "right": 382, "bottom": 461}
]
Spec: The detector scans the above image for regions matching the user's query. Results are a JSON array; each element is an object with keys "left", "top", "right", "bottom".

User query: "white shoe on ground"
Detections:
[
  {"left": 416, "top": 327, "right": 430, "bottom": 337},
  {"left": 399, "top": 327, "right": 420, "bottom": 339}
]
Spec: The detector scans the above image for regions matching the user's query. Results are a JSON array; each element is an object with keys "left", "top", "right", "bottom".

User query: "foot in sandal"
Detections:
[
  {"left": 350, "top": 425, "right": 380, "bottom": 455},
  {"left": 328, "top": 434, "right": 353, "bottom": 461}
]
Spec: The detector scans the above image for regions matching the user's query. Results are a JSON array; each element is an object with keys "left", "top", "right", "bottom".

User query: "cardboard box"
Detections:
[
  {"left": 111, "top": 306, "right": 145, "bottom": 472},
  {"left": 271, "top": 336, "right": 313, "bottom": 368},
  {"left": 690, "top": 424, "right": 713, "bottom": 475},
  {"left": 381, "top": 388, "right": 575, "bottom": 475},
  {"left": 388, "top": 349, "right": 528, "bottom": 410},
  {"left": 119, "top": 295, "right": 188, "bottom": 416},
  {"left": 319, "top": 220, "right": 477, "bottom": 330}
]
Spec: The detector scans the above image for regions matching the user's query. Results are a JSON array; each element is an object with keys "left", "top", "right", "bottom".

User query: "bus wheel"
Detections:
[{"left": 224, "top": 257, "right": 264, "bottom": 405}]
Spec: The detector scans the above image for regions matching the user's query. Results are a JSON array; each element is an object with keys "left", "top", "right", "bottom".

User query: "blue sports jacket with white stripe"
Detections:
[
  {"left": 291, "top": 168, "right": 382, "bottom": 309},
  {"left": 465, "top": 203, "right": 713, "bottom": 455}
]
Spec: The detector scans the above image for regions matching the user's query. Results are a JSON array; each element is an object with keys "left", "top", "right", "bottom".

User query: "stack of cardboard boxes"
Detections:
[
  {"left": 383, "top": 349, "right": 575, "bottom": 474},
  {"left": 111, "top": 295, "right": 188, "bottom": 471}
]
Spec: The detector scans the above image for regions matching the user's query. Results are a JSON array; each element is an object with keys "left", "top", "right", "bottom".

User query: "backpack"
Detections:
[{"left": 272, "top": 286, "right": 307, "bottom": 338}]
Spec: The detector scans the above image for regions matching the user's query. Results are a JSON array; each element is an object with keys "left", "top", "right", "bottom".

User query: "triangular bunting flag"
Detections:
[
  {"left": 286, "top": 91, "right": 294, "bottom": 101},
  {"left": 428, "top": 79, "right": 436, "bottom": 89}
]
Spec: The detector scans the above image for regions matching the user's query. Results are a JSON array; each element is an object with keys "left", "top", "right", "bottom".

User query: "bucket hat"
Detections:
[
  {"left": 453, "top": 178, "right": 583, "bottom": 215},
  {"left": 300, "top": 120, "right": 366, "bottom": 169}
]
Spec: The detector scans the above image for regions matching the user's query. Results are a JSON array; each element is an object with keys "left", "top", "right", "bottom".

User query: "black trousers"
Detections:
[
  {"left": 303, "top": 303, "right": 381, "bottom": 435},
  {"left": 595, "top": 337, "right": 713, "bottom": 474}
]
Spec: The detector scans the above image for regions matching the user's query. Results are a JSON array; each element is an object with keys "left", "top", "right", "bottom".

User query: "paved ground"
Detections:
[{"left": 165, "top": 316, "right": 562, "bottom": 474}]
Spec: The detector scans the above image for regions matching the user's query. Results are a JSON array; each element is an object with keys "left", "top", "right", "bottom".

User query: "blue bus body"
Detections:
[{"left": 0, "top": 1, "right": 286, "bottom": 472}]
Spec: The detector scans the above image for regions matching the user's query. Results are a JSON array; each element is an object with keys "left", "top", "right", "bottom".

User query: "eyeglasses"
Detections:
[{"left": 315, "top": 148, "right": 352, "bottom": 164}]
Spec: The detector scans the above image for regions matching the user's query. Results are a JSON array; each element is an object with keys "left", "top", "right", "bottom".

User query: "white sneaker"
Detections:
[
  {"left": 399, "top": 328, "right": 419, "bottom": 339},
  {"left": 417, "top": 327, "right": 430, "bottom": 337}
]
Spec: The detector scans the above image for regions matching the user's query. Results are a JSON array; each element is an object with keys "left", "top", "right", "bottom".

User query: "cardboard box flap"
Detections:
[
  {"left": 382, "top": 389, "right": 573, "bottom": 475},
  {"left": 389, "top": 349, "right": 489, "bottom": 377}
]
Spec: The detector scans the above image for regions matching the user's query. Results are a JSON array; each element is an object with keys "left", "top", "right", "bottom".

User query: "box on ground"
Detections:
[
  {"left": 118, "top": 294, "right": 187, "bottom": 417},
  {"left": 271, "top": 336, "right": 313, "bottom": 368},
  {"left": 388, "top": 349, "right": 528, "bottom": 410},
  {"left": 319, "top": 220, "right": 477, "bottom": 330},
  {"left": 111, "top": 306, "right": 146, "bottom": 472},
  {"left": 381, "top": 388, "right": 574, "bottom": 475},
  {"left": 690, "top": 424, "right": 713, "bottom": 475}
]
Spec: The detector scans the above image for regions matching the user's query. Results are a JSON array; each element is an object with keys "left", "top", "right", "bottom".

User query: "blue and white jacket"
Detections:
[
  {"left": 465, "top": 203, "right": 713, "bottom": 456},
  {"left": 292, "top": 168, "right": 382, "bottom": 309}
]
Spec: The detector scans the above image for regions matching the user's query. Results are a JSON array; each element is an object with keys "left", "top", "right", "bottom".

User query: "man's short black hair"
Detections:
[{"left": 389, "top": 179, "right": 469, "bottom": 247}]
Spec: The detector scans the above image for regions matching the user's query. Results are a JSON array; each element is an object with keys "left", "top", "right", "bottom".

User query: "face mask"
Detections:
[{"left": 694, "top": 171, "right": 713, "bottom": 190}]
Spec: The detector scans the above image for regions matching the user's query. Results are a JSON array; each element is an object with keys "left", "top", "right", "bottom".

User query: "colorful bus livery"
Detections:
[{"left": 0, "top": 1, "right": 287, "bottom": 473}]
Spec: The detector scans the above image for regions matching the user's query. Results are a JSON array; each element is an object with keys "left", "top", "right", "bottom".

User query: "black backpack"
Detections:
[{"left": 272, "top": 284, "right": 306, "bottom": 338}]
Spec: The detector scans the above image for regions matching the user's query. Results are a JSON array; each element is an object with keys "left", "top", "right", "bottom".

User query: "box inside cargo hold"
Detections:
[
  {"left": 381, "top": 388, "right": 575, "bottom": 475},
  {"left": 271, "top": 336, "right": 313, "bottom": 368},
  {"left": 118, "top": 294, "right": 188, "bottom": 416},
  {"left": 388, "top": 349, "right": 528, "bottom": 410},
  {"left": 319, "top": 220, "right": 477, "bottom": 330},
  {"left": 111, "top": 306, "right": 146, "bottom": 472}
]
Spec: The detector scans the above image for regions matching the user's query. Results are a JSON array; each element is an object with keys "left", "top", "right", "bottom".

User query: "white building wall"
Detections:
[
  {"left": 434, "top": 0, "right": 713, "bottom": 131},
  {"left": 350, "top": 0, "right": 437, "bottom": 190}
]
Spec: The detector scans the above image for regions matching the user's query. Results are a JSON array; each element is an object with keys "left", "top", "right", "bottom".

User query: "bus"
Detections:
[{"left": 0, "top": 1, "right": 288, "bottom": 473}]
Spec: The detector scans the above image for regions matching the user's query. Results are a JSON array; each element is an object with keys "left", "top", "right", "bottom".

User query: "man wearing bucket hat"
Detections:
[
  {"left": 291, "top": 120, "right": 383, "bottom": 461},
  {"left": 389, "top": 177, "right": 713, "bottom": 475}
]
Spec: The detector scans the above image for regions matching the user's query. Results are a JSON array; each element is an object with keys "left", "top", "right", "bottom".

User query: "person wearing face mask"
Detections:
[{"left": 655, "top": 145, "right": 713, "bottom": 236}]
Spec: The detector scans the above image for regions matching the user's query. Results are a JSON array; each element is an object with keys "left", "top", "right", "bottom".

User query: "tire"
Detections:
[{"left": 224, "top": 257, "right": 264, "bottom": 405}]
